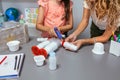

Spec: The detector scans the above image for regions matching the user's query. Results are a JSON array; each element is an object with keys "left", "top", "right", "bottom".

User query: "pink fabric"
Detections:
[{"left": 38, "top": 0, "right": 73, "bottom": 37}]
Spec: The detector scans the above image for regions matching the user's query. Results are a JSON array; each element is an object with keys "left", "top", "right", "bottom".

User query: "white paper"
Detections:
[
  {"left": 0, "top": 53, "right": 25, "bottom": 79},
  {"left": 109, "top": 40, "right": 120, "bottom": 56}
]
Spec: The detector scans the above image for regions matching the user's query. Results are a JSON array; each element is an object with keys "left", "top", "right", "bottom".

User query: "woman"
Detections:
[{"left": 65, "top": 0, "right": 120, "bottom": 50}]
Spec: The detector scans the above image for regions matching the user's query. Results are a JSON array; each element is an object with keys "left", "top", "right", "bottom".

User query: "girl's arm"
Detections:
[
  {"left": 58, "top": 9, "right": 73, "bottom": 33},
  {"left": 36, "top": 6, "right": 50, "bottom": 32}
]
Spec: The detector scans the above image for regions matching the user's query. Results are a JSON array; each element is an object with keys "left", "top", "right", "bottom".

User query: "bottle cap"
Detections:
[
  {"left": 31, "top": 46, "right": 40, "bottom": 55},
  {"left": 31, "top": 46, "right": 48, "bottom": 58},
  {"left": 40, "top": 48, "right": 48, "bottom": 58}
]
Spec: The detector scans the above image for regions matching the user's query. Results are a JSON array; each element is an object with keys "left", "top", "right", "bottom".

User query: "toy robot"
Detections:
[{"left": 31, "top": 27, "right": 78, "bottom": 58}]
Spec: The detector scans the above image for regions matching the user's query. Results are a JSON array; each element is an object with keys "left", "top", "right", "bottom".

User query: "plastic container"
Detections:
[
  {"left": 109, "top": 40, "right": 120, "bottom": 56},
  {"left": 33, "top": 55, "right": 45, "bottom": 66},
  {"left": 6, "top": 40, "right": 20, "bottom": 51},
  {"left": 92, "top": 42, "right": 105, "bottom": 55},
  {"left": 62, "top": 41, "right": 78, "bottom": 51},
  {"left": 49, "top": 52, "right": 57, "bottom": 70}
]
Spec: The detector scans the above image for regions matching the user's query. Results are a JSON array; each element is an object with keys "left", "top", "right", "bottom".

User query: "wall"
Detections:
[
  {"left": 1, "top": 0, "right": 91, "bottom": 38},
  {"left": 71, "top": 0, "right": 91, "bottom": 38},
  {"left": 1, "top": 0, "right": 38, "bottom": 15},
  {"left": 0, "top": 2, "right": 2, "bottom": 12}
]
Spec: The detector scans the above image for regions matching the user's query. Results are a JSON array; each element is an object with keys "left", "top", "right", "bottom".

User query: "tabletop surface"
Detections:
[{"left": 1, "top": 37, "right": 120, "bottom": 80}]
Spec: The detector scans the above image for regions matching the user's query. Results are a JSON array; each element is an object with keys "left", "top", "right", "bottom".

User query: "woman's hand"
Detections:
[
  {"left": 72, "top": 40, "right": 83, "bottom": 50},
  {"left": 65, "top": 33, "right": 77, "bottom": 42},
  {"left": 64, "top": 39, "right": 83, "bottom": 51}
]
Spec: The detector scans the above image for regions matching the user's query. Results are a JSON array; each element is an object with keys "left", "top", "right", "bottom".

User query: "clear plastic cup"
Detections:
[{"left": 92, "top": 42, "right": 105, "bottom": 55}]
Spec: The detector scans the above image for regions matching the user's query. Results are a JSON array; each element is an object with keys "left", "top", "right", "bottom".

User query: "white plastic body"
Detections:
[
  {"left": 62, "top": 42, "right": 78, "bottom": 51},
  {"left": 37, "top": 38, "right": 48, "bottom": 42},
  {"left": 92, "top": 42, "right": 105, "bottom": 55},
  {"left": 37, "top": 41, "right": 50, "bottom": 48},
  {"left": 49, "top": 54, "right": 57, "bottom": 70},
  {"left": 44, "top": 39, "right": 61, "bottom": 54}
]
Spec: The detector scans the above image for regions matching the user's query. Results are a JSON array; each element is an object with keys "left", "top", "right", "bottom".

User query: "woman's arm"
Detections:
[
  {"left": 65, "top": 8, "right": 91, "bottom": 42},
  {"left": 72, "top": 25, "right": 117, "bottom": 50},
  {"left": 73, "top": 8, "right": 90, "bottom": 36},
  {"left": 36, "top": 6, "right": 50, "bottom": 32},
  {"left": 81, "top": 25, "right": 116, "bottom": 44}
]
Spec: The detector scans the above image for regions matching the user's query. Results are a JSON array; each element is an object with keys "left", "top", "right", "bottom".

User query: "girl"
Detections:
[
  {"left": 65, "top": 0, "right": 120, "bottom": 50},
  {"left": 36, "top": 0, "right": 73, "bottom": 38}
]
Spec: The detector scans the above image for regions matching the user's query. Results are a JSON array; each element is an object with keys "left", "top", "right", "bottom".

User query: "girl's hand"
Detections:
[
  {"left": 65, "top": 33, "right": 77, "bottom": 42},
  {"left": 49, "top": 28, "right": 57, "bottom": 37}
]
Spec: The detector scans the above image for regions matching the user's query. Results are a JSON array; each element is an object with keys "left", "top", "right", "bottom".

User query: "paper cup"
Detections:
[
  {"left": 7, "top": 40, "right": 20, "bottom": 51},
  {"left": 92, "top": 42, "right": 105, "bottom": 55}
]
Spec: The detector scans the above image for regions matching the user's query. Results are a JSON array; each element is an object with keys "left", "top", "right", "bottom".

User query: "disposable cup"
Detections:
[
  {"left": 34, "top": 55, "right": 45, "bottom": 66},
  {"left": 7, "top": 40, "right": 20, "bottom": 51},
  {"left": 92, "top": 42, "right": 105, "bottom": 55}
]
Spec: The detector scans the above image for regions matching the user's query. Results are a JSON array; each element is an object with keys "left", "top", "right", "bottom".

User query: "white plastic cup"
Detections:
[
  {"left": 7, "top": 40, "right": 20, "bottom": 51},
  {"left": 33, "top": 55, "right": 45, "bottom": 66},
  {"left": 92, "top": 42, "right": 105, "bottom": 55}
]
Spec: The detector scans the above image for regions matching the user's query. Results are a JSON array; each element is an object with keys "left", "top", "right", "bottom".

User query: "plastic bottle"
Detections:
[
  {"left": 62, "top": 41, "right": 78, "bottom": 51},
  {"left": 31, "top": 38, "right": 60, "bottom": 58},
  {"left": 44, "top": 39, "right": 61, "bottom": 54},
  {"left": 37, "top": 40, "right": 50, "bottom": 48},
  {"left": 49, "top": 52, "right": 57, "bottom": 70},
  {"left": 31, "top": 40, "right": 50, "bottom": 58}
]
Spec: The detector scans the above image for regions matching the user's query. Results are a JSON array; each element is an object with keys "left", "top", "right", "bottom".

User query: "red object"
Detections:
[
  {"left": 61, "top": 40, "right": 65, "bottom": 46},
  {"left": 40, "top": 48, "right": 48, "bottom": 58},
  {"left": 0, "top": 56, "right": 7, "bottom": 64},
  {"left": 31, "top": 46, "right": 41, "bottom": 55},
  {"left": 31, "top": 46, "right": 48, "bottom": 58}
]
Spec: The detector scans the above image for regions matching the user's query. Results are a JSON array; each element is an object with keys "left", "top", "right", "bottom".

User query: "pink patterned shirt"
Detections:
[{"left": 38, "top": 0, "right": 73, "bottom": 37}]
